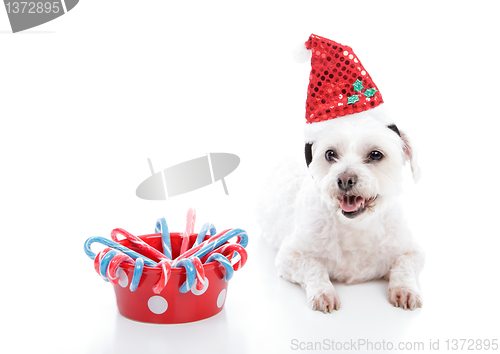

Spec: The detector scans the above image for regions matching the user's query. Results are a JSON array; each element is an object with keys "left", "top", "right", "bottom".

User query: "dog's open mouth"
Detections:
[{"left": 338, "top": 195, "right": 377, "bottom": 218}]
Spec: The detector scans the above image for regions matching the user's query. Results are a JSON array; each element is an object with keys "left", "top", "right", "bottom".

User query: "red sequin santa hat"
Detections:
[{"left": 303, "top": 34, "right": 395, "bottom": 144}]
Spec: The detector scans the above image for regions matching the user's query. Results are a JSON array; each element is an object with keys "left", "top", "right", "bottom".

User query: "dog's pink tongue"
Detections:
[{"left": 340, "top": 196, "right": 364, "bottom": 212}]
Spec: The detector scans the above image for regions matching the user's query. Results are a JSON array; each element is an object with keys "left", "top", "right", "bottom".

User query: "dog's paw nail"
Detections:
[
  {"left": 389, "top": 286, "right": 422, "bottom": 311},
  {"left": 309, "top": 288, "right": 340, "bottom": 314}
]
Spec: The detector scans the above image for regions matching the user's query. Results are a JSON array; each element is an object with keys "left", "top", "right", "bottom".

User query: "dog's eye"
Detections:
[
  {"left": 368, "top": 151, "right": 384, "bottom": 161},
  {"left": 325, "top": 150, "right": 337, "bottom": 162}
]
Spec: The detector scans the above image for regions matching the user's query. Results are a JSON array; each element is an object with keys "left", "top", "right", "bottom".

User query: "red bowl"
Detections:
[{"left": 112, "top": 232, "right": 229, "bottom": 324}]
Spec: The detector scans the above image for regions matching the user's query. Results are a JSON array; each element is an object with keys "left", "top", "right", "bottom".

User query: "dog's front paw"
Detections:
[
  {"left": 307, "top": 286, "right": 340, "bottom": 314},
  {"left": 388, "top": 286, "right": 422, "bottom": 310}
]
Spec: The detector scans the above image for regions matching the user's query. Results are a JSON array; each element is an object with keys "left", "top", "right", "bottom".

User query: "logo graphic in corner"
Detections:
[
  {"left": 3, "top": 0, "right": 79, "bottom": 33},
  {"left": 136, "top": 153, "right": 240, "bottom": 200}
]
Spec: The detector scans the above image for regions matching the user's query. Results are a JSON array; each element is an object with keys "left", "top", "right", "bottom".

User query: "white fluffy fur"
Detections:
[{"left": 257, "top": 108, "right": 424, "bottom": 313}]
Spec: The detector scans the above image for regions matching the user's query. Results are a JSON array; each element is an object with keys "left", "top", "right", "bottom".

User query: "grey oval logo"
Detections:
[{"left": 137, "top": 154, "right": 240, "bottom": 200}]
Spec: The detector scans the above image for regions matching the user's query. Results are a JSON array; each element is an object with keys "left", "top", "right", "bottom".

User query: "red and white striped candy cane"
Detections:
[
  {"left": 152, "top": 259, "right": 172, "bottom": 294},
  {"left": 111, "top": 228, "right": 170, "bottom": 262},
  {"left": 191, "top": 257, "right": 206, "bottom": 291},
  {"left": 94, "top": 247, "right": 112, "bottom": 276},
  {"left": 173, "top": 229, "right": 232, "bottom": 264},
  {"left": 180, "top": 208, "right": 196, "bottom": 255},
  {"left": 204, "top": 243, "right": 248, "bottom": 271},
  {"left": 107, "top": 252, "right": 134, "bottom": 284}
]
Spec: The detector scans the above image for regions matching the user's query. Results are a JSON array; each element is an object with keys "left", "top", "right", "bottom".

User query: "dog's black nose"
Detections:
[{"left": 337, "top": 173, "right": 358, "bottom": 191}]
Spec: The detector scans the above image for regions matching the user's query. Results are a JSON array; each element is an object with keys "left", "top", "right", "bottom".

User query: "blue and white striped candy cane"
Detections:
[
  {"left": 193, "top": 222, "right": 217, "bottom": 248},
  {"left": 98, "top": 249, "right": 118, "bottom": 281},
  {"left": 92, "top": 246, "right": 149, "bottom": 292},
  {"left": 84, "top": 236, "right": 157, "bottom": 267},
  {"left": 176, "top": 258, "right": 196, "bottom": 293},
  {"left": 205, "top": 253, "right": 234, "bottom": 281},
  {"left": 190, "top": 228, "right": 248, "bottom": 261},
  {"left": 130, "top": 258, "right": 144, "bottom": 292},
  {"left": 155, "top": 218, "right": 172, "bottom": 259}
]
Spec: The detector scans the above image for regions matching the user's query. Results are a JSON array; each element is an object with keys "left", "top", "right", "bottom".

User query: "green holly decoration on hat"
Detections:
[{"left": 348, "top": 79, "right": 377, "bottom": 104}]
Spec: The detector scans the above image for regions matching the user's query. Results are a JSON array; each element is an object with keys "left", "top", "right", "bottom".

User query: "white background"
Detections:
[{"left": 1, "top": 1, "right": 499, "bottom": 353}]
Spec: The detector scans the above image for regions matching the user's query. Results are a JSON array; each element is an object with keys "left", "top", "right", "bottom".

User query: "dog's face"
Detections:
[{"left": 308, "top": 114, "right": 418, "bottom": 223}]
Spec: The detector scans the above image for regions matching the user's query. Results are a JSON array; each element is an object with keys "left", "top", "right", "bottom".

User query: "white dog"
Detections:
[{"left": 257, "top": 105, "right": 424, "bottom": 313}]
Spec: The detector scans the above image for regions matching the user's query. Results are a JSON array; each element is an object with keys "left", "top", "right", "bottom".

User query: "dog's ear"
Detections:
[
  {"left": 305, "top": 143, "right": 313, "bottom": 167},
  {"left": 399, "top": 130, "right": 421, "bottom": 183},
  {"left": 387, "top": 124, "right": 401, "bottom": 137},
  {"left": 387, "top": 124, "right": 421, "bottom": 183}
]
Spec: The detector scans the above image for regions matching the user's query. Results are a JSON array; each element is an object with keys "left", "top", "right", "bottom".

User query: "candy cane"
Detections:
[
  {"left": 191, "top": 257, "right": 206, "bottom": 291},
  {"left": 107, "top": 252, "right": 134, "bottom": 284},
  {"left": 172, "top": 228, "right": 232, "bottom": 264},
  {"left": 155, "top": 217, "right": 172, "bottom": 259},
  {"left": 130, "top": 258, "right": 144, "bottom": 292},
  {"left": 152, "top": 259, "right": 172, "bottom": 294},
  {"left": 94, "top": 248, "right": 145, "bottom": 292},
  {"left": 180, "top": 208, "right": 196, "bottom": 255},
  {"left": 193, "top": 222, "right": 217, "bottom": 248},
  {"left": 111, "top": 228, "right": 170, "bottom": 262},
  {"left": 111, "top": 230, "right": 174, "bottom": 293},
  {"left": 84, "top": 236, "right": 157, "bottom": 267},
  {"left": 99, "top": 249, "right": 119, "bottom": 281},
  {"left": 175, "top": 258, "right": 196, "bottom": 293},
  {"left": 86, "top": 226, "right": 248, "bottom": 294},
  {"left": 203, "top": 243, "right": 248, "bottom": 271},
  {"left": 99, "top": 251, "right": 171, "bottom": 294},
  {"left": 94, "top": 247, "right": 111, "bottom": 276},
  {"left": 205, "top": 253, "right": 234, "bottom": 281},
  {"left": 177, "top": 228, "right": 248, "bottom": 264}
]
